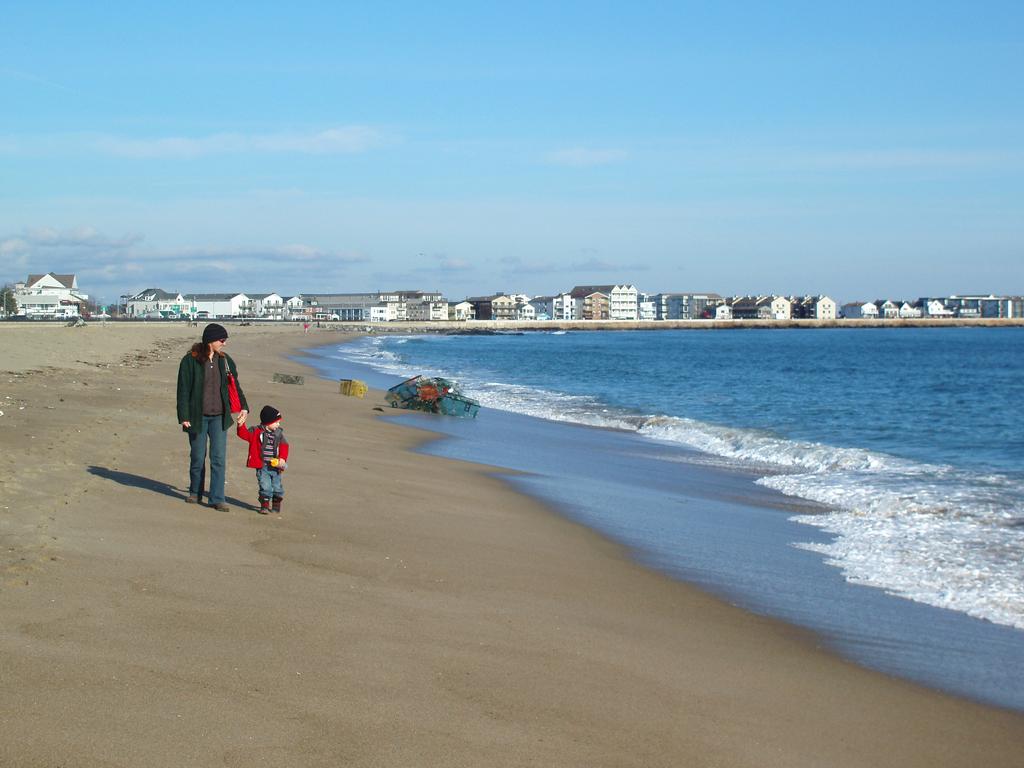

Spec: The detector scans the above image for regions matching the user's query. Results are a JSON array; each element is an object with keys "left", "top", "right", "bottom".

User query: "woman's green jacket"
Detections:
[{"left": 176, "top": 350, "right": 248, "bottom": 435}]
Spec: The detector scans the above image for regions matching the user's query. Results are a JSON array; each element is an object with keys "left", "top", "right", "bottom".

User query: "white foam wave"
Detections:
[
  {"left": 642, "top": 417, "right": 1024, "bottom": 629},
  {"left": 331, "top": 337, "right": 422, "bottom": 378},
  {"left": 637, "top": 415, "right": 897, "bottom": 473},
  {"left": 764, "top": 470, "right": 1024, "bottom": 629}
]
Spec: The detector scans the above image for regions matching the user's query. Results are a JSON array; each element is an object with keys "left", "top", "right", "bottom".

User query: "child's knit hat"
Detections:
[{"left": 260, "top": 405, "right": 282, "bottom": 424}]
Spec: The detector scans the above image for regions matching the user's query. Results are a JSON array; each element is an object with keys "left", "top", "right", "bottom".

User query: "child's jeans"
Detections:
[{"left": 256, "top": 465, "right": 284, "bottom": 499}]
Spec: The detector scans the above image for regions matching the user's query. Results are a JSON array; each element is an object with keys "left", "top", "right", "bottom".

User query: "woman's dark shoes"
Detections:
[
  {"left": 212, "top": 502, "right": 230, "bottom": 512},
  {"left": 185, "top": 495, "right": 198, "bottom": 504}
]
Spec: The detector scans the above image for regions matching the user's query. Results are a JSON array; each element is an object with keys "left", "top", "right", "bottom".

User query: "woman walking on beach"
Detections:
[{"left": 176, "top": 323, "right": 248, "bottom": 510}]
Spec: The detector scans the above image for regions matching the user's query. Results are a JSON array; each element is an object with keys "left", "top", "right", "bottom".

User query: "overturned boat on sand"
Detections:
[{"left": 385, "top": 375, "right": 480, "bottom": 418}]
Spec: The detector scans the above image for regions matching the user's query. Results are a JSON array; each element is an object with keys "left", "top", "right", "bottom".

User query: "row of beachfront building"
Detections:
[
  {"left": 9, "top": 274, "right": 1024, "bottom": 322},
  {"left": 122, "top": 284, "right": 1024, "bottom": 322},
  {"left": 121, "top": 285, "right": 828, "bottom": 321}
]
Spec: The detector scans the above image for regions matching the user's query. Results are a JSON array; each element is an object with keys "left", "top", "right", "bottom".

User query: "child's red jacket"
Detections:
[{"left": 236, "top": 424, "right": 290, "bottom": 469}]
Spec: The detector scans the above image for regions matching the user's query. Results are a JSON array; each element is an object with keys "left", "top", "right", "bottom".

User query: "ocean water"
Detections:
[{"left": 302, "top": 327, "right": 1024, "bottom": 710}]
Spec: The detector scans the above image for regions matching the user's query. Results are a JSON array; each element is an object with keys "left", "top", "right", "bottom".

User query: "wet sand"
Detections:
[{"left": 1, "top": 322, "right": 1022, "bottom": 767}]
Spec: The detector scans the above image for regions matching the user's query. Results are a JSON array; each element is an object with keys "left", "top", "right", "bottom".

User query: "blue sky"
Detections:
[{"left": 2, "top": 1, "right": 1021, "bottom": 305}]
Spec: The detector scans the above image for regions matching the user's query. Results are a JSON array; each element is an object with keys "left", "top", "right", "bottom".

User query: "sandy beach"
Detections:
[{"left": 1, "top": 322, "right": 1022, "bottom": 767}]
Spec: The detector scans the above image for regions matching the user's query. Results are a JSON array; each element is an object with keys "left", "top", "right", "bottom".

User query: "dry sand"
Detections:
[{"left": 1, "top": 321, "right": 1022, "bottom": 767}]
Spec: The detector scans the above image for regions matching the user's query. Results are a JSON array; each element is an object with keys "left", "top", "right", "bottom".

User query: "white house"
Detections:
[
  {"left": 450, "top": 301, "right": 475, "bottom": 321},
  {"left": 126, "top": 288, "right": 187, "bottom": 318},
  {"left": 715, "top": 304, "right": 733, "bottom": 320},
  {"left": 877, "top": 300, "right": 900, "bottom": 319},
  {"left": 898, "top": 302, "right": 922, "bottom": 318},
  {"left": 815, "top": 296, "right": 837, "bottom": 320},
  {"left": 428, "top": 299, "right": 450, "bottom": 321},
  {"left": 369, "top": 305, "right": 392, "bottom": 322},
  {"left": 17, "top": 273, "right": 87, "bottom": 303},
  {"left": 859, "top": 302, "right": 880, "bottom": 319},
  {"left": 283, "top": 295, "right": 306, "bottom": 319},
  {"left": 189, "top": 293, "right": 250, "bottom": 319},
  {"left": 244, "top": 293, "right": 285, "bottom": 319},
  {"left": 841, "top": 301, "right": 881, "bottom": 319},
  {"left": 516, "top": 301, "right": 536, "bottom": 320},
  {"left": 638, "top": 293, "right": 658, "bottom": 321},
  {"left": 15, "top": 273, "right": 88, "bottom": 318},
  {"left": 771, "top": 296, "right": 792, "bottom": 320},
  {"left": 608, "top": 285, "right": 639, "bottom": 320},
  {"left": 924, "top": 299, "right": 954, "bottom": 317},
  {"left": 552, "top": 293, "right": 575, "bottom": 320}
]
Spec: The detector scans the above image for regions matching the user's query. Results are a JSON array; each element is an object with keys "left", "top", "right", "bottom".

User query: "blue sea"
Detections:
[{"left": 303, "top": 327, "right": 1024, "bottom": 711}]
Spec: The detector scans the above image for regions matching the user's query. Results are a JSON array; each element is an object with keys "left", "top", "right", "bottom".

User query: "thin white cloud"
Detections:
[
  {"left": 793, "top": 149, "right": 1024, "bottom": 171},
  {"left": 0, "top": 227, "right": 143, "bottom": 257},
  {"left": 544, "top": 147, "right": 628, "bottom": 167},
  {"left": 92, "top": 262, "right": 144, "bottom": 278},
  {"left": 0, "top": 67, "right": 74, "bottom": 92},
  {"left": 572, "top": 257, "right": 650, "bottom": 272},
  {"left": 23, "top": 226, "right": 144, "bottom": 249},
  {"left": 98, "top": 127, "right": 393, "bottom": 158},
  {"left": 165, "top": 244, "right": 366, "bottom": 264},
  {"left": 0, "top": 237, "right": 29, "bottom": 256},
  {"left": 0, "top": 127, "right": 394, "bottom": 158},
  {"left": 495, "top": 253, "right": 650, "bottom": 276},
  {"left": 499, "top": 256, "right": 563, "bottom": 275},
  {"left": 276, "top": 244, "right": 324, "bottom": 260},
  {"left": 407, "top": 253, "right": 474, "bottom": 274},
  {"left": 436, "top": 256, "right": 472, "bottom": 272}
]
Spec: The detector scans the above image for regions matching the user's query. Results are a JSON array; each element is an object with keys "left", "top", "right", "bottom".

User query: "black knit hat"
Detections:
[
  {"left": 260, "top": 405, "right": 282, "bottom": 425},
  {"left": 202, "top": 323, "right": 228, "bottom": 344}
]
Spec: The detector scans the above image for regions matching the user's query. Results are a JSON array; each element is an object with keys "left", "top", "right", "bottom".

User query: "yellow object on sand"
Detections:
[{"left": 339, "top": 379, "right": 368, "bottom": 398}]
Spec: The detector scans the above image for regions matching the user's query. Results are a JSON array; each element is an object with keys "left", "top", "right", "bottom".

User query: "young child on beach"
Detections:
[{"left": 237, "top": 405, "right": 290, "bottom": 514}]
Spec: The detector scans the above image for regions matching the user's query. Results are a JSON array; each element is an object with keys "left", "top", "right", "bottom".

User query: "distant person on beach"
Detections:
[
  {"left": 236, "top": 405, "right": 289, "bottom": 514},
  {"left": 176, "top": 323, "right": 248, "bottom": 511}
]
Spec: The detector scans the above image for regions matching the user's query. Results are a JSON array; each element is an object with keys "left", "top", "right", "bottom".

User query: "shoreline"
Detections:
[{"left": 2, "top": 322, "right": 1023, "bottom": 766}]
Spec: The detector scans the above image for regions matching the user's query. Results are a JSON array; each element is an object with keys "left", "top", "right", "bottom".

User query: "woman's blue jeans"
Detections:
[{"left": 188, "top": 415, "right": 228, "bottom": 504}]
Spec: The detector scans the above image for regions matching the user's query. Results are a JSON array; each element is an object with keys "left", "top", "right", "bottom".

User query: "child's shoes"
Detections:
[{"left": 258, "top": 496, "right": 271, "bottom": 515}]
